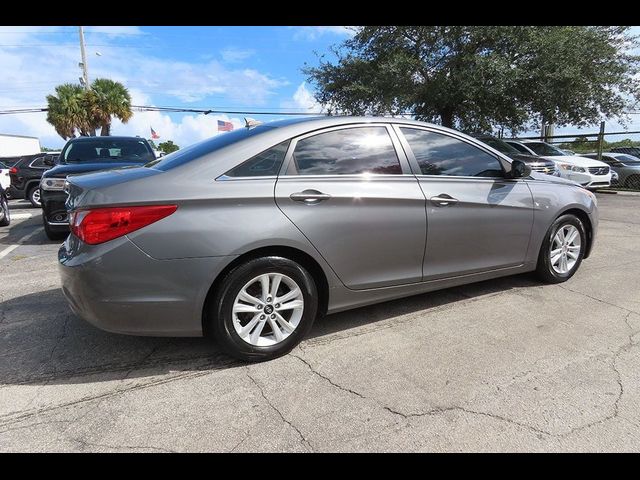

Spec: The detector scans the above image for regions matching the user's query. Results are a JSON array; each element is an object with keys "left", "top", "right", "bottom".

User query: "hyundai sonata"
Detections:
[{"left": 59, "top": 117, "right": 598, "bottom": 361}]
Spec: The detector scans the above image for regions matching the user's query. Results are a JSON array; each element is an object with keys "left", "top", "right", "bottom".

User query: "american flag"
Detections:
[
  {"left": 150, "top": 127, "right": 160, "bottom": 139},
  {"left": 217, "top": 120, "right": 234, "bottom": 132}
]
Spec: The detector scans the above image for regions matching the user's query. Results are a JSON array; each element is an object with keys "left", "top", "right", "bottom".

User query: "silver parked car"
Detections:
[
  {"left": 583, "top": 152, "right": 640, "bottom": 189},
  {"left": 59, "top": 117, "right": 598, "bottom": 361}
]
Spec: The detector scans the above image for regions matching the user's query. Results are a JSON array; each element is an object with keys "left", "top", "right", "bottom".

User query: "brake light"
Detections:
[
  {"left": 9, "top": 167, "right": 18, "bottom": 175},
  {"left": 70, "top": 205, "right": 177, "bottom": 245}
]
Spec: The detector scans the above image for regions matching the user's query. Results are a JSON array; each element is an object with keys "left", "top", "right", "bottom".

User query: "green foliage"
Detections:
[
  {"left": 158, "top": 140, "right": 179, "bottom": 154},
  {"left": 559, "top": 137, "right": 640, "bottom": 154},
  {"left": 304, "top": 26, "right": 640, "bottom": 132},
  {"left": 88, "top": 78, "right": 133, "bottom": 136},
  {"left": 41, "top": 147, "right": 58, "bottom": 152},
  {"left": 46, "top": 79, "right": 133, "bottom": 140}
]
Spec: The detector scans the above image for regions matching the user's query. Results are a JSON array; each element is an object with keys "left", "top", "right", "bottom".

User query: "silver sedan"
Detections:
[{"left": 59, "top": 117, "right": 598, "bottom": 361}]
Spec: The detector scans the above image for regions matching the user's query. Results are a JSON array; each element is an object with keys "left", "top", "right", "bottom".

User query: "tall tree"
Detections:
[
  {"left": 46, "top": 79, "right": 133, "bottom": 139},
  {"left": 88, "top": 78, "right": 133, "bottom": 136},
  {"left": 304, "top": 26, "right": 640, "bottom": 133},
  {"left": 46, "top": 84, "right": 93, "bottom": 139},
  {"left": 158, "top": 140, "right": 180, "bottom": 154}
]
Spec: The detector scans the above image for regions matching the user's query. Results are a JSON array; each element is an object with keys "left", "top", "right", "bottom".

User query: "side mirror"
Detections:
[
  {"left": 510, "top": 159, "right": 532, "bottom": 179},
  {"left": 43, "top": 157, "right": 55, "bottom": 167}
]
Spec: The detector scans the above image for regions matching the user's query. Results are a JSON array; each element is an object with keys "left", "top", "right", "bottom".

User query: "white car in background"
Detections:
[
  {"left": 0, "top": 160, "right": 11, "bottom": 192},
  {"left": 504, "top": 139, "right": 611, "bottom": 190}
]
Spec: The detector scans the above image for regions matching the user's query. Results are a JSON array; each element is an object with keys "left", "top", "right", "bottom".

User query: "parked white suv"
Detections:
[{"left": 504, "top": 139, "right": 611, "bottom": 190}]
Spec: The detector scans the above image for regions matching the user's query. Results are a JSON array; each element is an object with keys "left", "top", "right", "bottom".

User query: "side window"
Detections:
[
  {"left": 224, "top": 140, "right": 290, "bottom": 177},
  {"left": 291, "top": 127, "right": 402, "bottom": 175},
  {"left": 30, "top": 156, "right": 47, "bottom": 168},
  {"left": 400, "top": 128, "right": 504, "bottom": 177}
]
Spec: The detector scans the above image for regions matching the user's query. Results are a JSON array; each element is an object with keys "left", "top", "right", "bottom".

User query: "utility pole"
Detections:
[
  {"left": 597, "top": 121, "right": 605, "bottom": 161},
  {"left": 78, "top": 26, "right": 89, "bottom": 90}
]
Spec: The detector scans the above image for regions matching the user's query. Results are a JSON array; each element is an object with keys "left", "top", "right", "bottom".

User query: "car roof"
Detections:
[{"left": 66, "top": 136, "right": 150, "bottom": 142}]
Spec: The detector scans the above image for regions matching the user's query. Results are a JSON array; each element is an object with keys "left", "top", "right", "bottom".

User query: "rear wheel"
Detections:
[
  {"left": 625, "top": 174, "right": 640, "bottom": 190},
  {"left": 535, "top": 214, "right": 586, "bottom": 283},
  {"left": 27, "top": 186, "right": 41, "bottom": 208},
  {"left": 208, "top": 256, "right": 318, "bottom": 361},
  {"left": 0, "top": 194, "right": 10, "bottom": 226}
]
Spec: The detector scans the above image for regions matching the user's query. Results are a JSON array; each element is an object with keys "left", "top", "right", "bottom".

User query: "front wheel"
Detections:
[
  {"left": 535, "top": 214, "right": 586, "bottom": 284},
  {"left": 208, "top": 256, "right": 318, "bottom": 362},
  {"left": 28, "top": 186, "right": 41, "bottom": 208}
]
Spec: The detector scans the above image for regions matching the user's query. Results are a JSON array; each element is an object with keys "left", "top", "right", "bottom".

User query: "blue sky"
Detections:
[{"left": 1, "top": 25, "right": 639, "bottom": 149}]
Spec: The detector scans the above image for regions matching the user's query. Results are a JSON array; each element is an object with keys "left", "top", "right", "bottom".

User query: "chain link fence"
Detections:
[{"left": 507, "top": 125, "right": 640, "bottom": 192}]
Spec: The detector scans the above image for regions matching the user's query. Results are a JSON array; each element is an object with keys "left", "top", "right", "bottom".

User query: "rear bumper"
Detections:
[{"left": 58, "top": 234, "right": 236, "bottom": 336}]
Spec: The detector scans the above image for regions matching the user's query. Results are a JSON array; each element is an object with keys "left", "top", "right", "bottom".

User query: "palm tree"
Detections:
[
  {"left": 46, "top": 84, "right": 94, "bottom": 139},
  {"left": 89, "top": 78, "right": 133, "bottom": 136}
]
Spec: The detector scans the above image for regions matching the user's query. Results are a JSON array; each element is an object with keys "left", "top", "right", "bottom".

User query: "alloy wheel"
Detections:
[
  {"left": 232, "top": 273, "right": 304, "bottom": 347},
  {"left": 550, "top": 224, "right": 581, "bottom": 274}
]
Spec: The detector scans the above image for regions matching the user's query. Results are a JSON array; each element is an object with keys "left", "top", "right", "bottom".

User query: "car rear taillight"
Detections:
[
  {"left": 70, "top": 205, "right": 177, "bottom": 245},
  {"left": 9, "top": 167, "right": 18, "bottom": 175}
]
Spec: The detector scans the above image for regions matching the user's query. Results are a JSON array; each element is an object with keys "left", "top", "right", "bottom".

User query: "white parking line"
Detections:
[
  {"left": 11, "top": 213, "right": 33, "bottom": 220},
  {"left": 0, "top": 228, "right": 43, "bottom": 260}
]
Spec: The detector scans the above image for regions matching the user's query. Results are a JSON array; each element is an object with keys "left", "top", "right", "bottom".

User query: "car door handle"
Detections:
[
  {"left": 430, "top": 194, "right": 458, "bottom": 207},
  {"left": 290, "top": 190, "right": 332, "bottom": 203}
]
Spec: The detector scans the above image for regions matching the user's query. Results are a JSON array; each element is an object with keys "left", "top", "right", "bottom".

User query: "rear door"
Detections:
[
  {"left": 395, "top": 125, "right": 534, "bottom": 281},
  {"left": 275, "top": 124, "right": 426, "bottom": 290}
]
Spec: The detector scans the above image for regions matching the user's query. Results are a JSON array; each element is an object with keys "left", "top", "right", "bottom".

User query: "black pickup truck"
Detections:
[{"left": 40, "top": 136, "right": 156, "bottom": 240}]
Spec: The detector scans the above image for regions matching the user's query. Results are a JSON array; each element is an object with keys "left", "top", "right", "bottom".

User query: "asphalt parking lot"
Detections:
[{"left": 1, "top": 193, "right": 639, "bottom": 452}]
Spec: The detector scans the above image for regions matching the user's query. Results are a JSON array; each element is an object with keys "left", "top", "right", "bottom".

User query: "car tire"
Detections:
[
  {"left": 27, "top": 186, "right": 41, "bottom": 208},
  {"left": 208, "top": 256, "right": 318, "bottom": 362},
  {"left": 0, "top": 194, "right": 10, "bottom": 226},
  {"left": 43, "top": 215, "right": 68, "bottom": 241},
  {"left": 535, "top": 214, "right": 586, "bottom": 284}
]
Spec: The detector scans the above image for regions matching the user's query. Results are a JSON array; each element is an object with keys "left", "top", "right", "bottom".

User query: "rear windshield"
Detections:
[
  {"left": 61, "top": 138, "right": 155, "bottom": 164},
  {"left": 146, "top": 125, "right": 277, "bottom": 171}
]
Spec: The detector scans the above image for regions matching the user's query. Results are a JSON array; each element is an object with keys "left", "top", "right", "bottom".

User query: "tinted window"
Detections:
[
  {"left": 292, "top": 127, "right": 401, "bottom": 175},
  {"left": 477, "top": 137, "right": 520, "bottom": 155},
  {"left": 401, "top": 128, "right": 504, "bottom": 177},
  {"left": 30, "top": 156, "right": 48, "bottom": 168},
  {"left": 61, "top": 138, "right": 155, "bottom": 164},
  {"left": 224, "top": 141, "right": 290, "bottom": 177},
  {"left": 507, "top": 142, "right": 531, "bottom": 154},
  {"left": 0, "top": 162, "right": 7, "bottom": 169},
  {"left": 616, "top": 154, "right": 640, "bottom": 164}
]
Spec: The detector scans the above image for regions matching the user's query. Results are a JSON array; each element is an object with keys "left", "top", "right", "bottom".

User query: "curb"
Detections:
[{"left": 596, "top": 189, "right": 640, "bottom": 197}]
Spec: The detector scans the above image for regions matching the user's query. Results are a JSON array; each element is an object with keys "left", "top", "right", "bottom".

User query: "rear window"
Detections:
[
  {"left": 61, "top": 138, "right": 155, "bottom": 164},
  {"left": 147, "top": 125, "right": 277, "bottom": 171}
]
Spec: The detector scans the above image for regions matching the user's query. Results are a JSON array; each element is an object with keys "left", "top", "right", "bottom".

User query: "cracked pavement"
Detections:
[{"left": 1, "top": 194, "right": 640, "bottom": 452}]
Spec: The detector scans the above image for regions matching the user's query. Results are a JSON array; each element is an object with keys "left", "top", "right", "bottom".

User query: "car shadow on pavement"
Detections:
[{"left": 0, "top": 273, "right": 541, "bottom": 387}]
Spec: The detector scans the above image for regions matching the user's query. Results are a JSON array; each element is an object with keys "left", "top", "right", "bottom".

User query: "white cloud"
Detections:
[
  {"left": 220, "top": 47, "right": 255, "bottom": 63},
  {"left": 280, "top": 82, "right": 322, "bottom": 113},
  {"left": 291, "top": 26, "right": 356, "bottom": 41},
  {"left": 0, "top": 26, "right": 290, "bottom": 148}
]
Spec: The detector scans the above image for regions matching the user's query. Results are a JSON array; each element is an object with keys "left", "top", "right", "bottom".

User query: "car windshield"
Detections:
[
  {"left": 60, "top": 139, "right": 155, "bottom": 164},
  {"left": 525, "top": 142, "right": 567, "bottom": 156},
  {"left": 478, "top": 137, "right": 520, "bottom": 155}
]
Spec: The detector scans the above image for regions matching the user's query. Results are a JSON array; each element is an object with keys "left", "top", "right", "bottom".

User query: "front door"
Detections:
[
  {"left": 275, "top": 124, "right": 426, "bottom": 290},
  {"left": 396, "top": 126, "right": 534, "bottom": 281}
]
